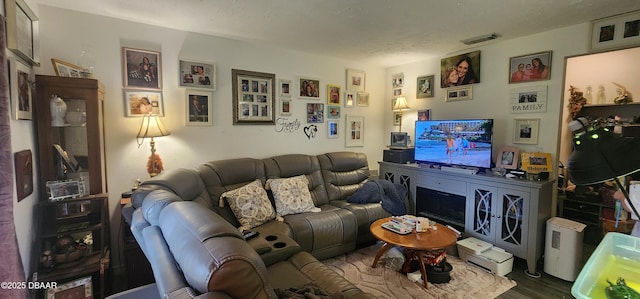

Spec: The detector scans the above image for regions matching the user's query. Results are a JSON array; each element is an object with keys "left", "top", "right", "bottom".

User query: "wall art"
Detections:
[
  {"left": 14, "top": 149, "right": 33, "bottom": 202},
  {"left": 6, "top": 0, "right": 40, "bottom": 66},
  {"left": 179, "top": 60, "right": 216, "bottom": 90},
  {"left": 417, "top": 75, "right": 434, "bottom": 98},
  {"left": 346, "top": 69, "right": 365, "bottom": 92},
  {"left": 51, "top": 59, "right": 84, "bottom": 78},
  {"left": 307, "top": 103, "right": 324, "bottom": 123},
  {"left": 327, "top": 120, "right": 339, "bottom": 139},
  {"left": 510, "top": 85, "right": 547, "bottom": 113},
  {"left": 508, "top": 51, "right": 552, "bottom": 83},
  {"left": 345, "top": 115, "right": 364, "bottom": 147},
  {"left": 304, "top": 124, "right": 318, "bottom": 139},
  {"left": 279, "top": 79, "right": 292, "bottom": 97},
  {"left": 124, "top": 89, "right": 164, "bottom": 117},
  {"left": 327, "top": 84, "right": 341, "bottom": 105},
  {"left": 445, "top": 85, "right": 473, "bottom": 102},
  {"left": 590, "top": 10, "right": 640, "bottom": 52},
  {"left": 232, "top": 69, "right": 275, "bottom": 125},
  {"left": 357, "top": 92, "right": 369, "bottom": 107},
  {"left": 513, "top": 118, "right": 540, "bottom": 144},
  {"left": 185, "top": 89, "right": 212, "bottom": 126},
  {"left": 392, "top": 72, "right": 404, "bottom": 88},
  {"left": 123, "top": 47, "right": 162, "bottom": 89},
  {"left": 440, "top": 50, "right": 480, "bottom": 87},
  {"left": 344, "top": 91, "right": 356, "bottom": 107},
  {"left": 9, "top": 56, "right": 32, "bottom": 120},
  {"left": 417, "top": 109, "right": 431, "bottom": 121},
  {"left": 298, "top": 76, "right": 320, "bottom": 99},
  {"left": 279, "top": 98, "right": 292, "bottom": 116}
]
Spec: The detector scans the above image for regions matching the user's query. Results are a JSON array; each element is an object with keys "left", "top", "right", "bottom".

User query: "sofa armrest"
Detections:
[{"left": 141, "top": 226, "right": 192, "bottom": 298}]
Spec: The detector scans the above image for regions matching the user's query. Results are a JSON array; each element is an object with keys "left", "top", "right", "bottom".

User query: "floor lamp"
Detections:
[
  {"left": 568, "top": 119, "right": 640, "bottom": 221},
  {"left": 137, "top": 114, "right": 171, "bottom": 177},
  {"left": 392, "top": 96, "right": 410, "bottom": 132}
]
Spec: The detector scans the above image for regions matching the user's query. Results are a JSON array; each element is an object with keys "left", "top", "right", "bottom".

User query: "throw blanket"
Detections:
[
  {"left": 274, "top": 282, "right": 346, "bottom": 299},
  {"left": 347, "top": 179, "right": 407, "bottom": 215}
]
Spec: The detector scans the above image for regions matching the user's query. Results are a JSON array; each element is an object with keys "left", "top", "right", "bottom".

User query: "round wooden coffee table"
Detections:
[{"left": 370, "top": 217, "right": 457, "bottom": 288}]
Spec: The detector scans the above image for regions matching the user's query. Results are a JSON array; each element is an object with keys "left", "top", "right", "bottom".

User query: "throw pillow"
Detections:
[
  {"left": 266, "top": 175, "right": 320, "bottom": 216},
  {"left": 220, "top": 179, "right": 276, "bottom": 232}
]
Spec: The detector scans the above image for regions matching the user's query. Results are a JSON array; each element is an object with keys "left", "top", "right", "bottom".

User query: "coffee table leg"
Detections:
[
  {"left": 417, "top": 251, "right": 428, "bottom": 289},
  {"left": 371, "top": 242, "right": 393, "bottom": 268}
]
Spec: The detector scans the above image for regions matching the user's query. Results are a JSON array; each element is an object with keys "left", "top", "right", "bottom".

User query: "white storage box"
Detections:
[{"left": 457, "top": 237, "right": 514, "bottom": 276}]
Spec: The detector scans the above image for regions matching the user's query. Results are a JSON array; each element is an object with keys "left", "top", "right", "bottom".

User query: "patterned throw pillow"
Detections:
[
  {"left": 220, "top": 179, "right": 276, "bottom": 232},
  {"left": 266, "top": 175, "right": 320, "bottom": 216}
]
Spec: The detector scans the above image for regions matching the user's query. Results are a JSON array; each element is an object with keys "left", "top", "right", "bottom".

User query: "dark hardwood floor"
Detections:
[{"left": 497, "top": 244, "right": 596, "bottom": 299}]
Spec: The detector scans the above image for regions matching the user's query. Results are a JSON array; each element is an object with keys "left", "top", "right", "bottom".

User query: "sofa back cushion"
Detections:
[
  {"left": 198, "top": 158, "right": 267, "bottom": 227},
  {"left": 221, "top": 179, "right": 276, "bottom": 232},
  {"left": 160, "top": 201, "right": 275, "bottom": 298},
  {"left": 263, "top": 154, "right": 329, "bottom": 206},
  {"left": 133, "top": 168, "right": 210, "bottom": 209},
  {"left": 317, "top": 152, "right": 370, "bottom": 202}
]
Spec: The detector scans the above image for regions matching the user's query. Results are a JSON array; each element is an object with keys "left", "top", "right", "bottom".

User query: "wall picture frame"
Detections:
[
  {"left": 345, "top": 115, "right": 364, "bottom": 147},
  {"left": 590, "top": 10, "right": 640, "bottom": 52},
  {"left": 440, "top": 50, "right": 480, "bottom": 87},
  {"left": 346, "top": 69, "right": 365, "bottom": 92},
  {"left": 328, "top": 106, "right": 340, "bottom": 119},
  {"left": 327, "top": 120, "right": 339, "bottom": 139},
  {"left": 123, "top": 89, "right": 164, "bottom": 117},
  {"left": 344, "top": 91, "right": 356, "bottom": 107},
  {"left": 298, "top": 76, "right": 320, "bottom": 99},
  {"left": 9, "top": 56, "right": 32, "bottom": 120},
  {"left": 508, "top": 51, "right": 552, "bottom": 83},
  {"left": 5, "top": 0, "right": 40, "bottom": 66},
  {"left": 392, "top": 72, "right": 404, "bottom": 88},
  {"left": 51, "top": 59, "right": 84, "bottom": 78},
  {"left": 185, "top": 89, "right": 212, "bottom": 126},
  {"left": 513, "top": 118, "right": 540, "bottom": 144},
  {"left": 46, "top": 276, "right": 92, "bottom": 299},
  {"left": 123, "top": 47, "right": 162, "bottom": 89},
  {"left": 417, "top": 75, "right": 434, "bottom": 98},
  {"left": 445, "top": 85, "right": 473, "bottom": 102},
  {"left": 510, "top": 85, "right": 548, "bottom": 113},
  {"left": 356, "top": 92, "right": 369, "bottom": 107},
  {"left": 14, "top": 149, "right": 33, "bottom": 202},
  {"left": 496, "top": 146, "right": 520, "bottom": 170},
  {"left": 417, "top": 109, "right": 431, "bottom": 121},
  {"left": 327, "top": 84, "right": 341, "bottom": 105},
  {"left": 306, "top": 103, "right": 324, "bottom": 123},
  {"left": 232, "top": 69, "right": 276, "bottom": 125},
  {"left": 179, "top": 60, "right": 216, "bottom": 90},
  {"left": 393, "top": 112, "right": 401, "bottom": 125},
  {"left": 279, "top": 98, "right": 291, "bottom": 116},
  {"left": 279, "top": 79, "right": 292, "bottom": 97}
]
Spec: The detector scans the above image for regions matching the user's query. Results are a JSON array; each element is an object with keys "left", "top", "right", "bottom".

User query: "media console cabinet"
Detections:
[{"left": 379, "top": 161, "right": 554, "bottom": 275}]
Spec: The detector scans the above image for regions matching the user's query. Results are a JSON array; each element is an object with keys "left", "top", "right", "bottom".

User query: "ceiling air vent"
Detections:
[{"left": 461, "top": 33, "right": 500, "bottom": 45}]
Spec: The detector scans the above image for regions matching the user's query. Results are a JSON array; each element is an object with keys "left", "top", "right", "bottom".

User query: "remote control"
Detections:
[{"left": 243, "top": 231, "right": 259, "bottom": 240}]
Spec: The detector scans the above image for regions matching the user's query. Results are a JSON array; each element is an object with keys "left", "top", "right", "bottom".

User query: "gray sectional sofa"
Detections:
[{"left": 128, "top": 152, "right": 410, "bottom": 298}]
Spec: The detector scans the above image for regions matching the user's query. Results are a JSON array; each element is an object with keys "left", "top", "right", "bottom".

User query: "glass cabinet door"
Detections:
[{"left": 468, "top": 184, "right": 496, "bottom": 238}]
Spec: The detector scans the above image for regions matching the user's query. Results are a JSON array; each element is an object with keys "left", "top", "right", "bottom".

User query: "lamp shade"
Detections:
[
  {"left": 392, "top": 96, "right": 410, "bottom": 111},
  {"left": 568, "top": 126, "right": 640, "bottom": 185},
  {"left": 137, "top": 114, "right": 170, "bottom": 138}
]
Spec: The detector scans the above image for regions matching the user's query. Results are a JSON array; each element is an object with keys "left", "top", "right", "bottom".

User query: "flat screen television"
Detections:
[{"left": 414, "top": 119, "right": 494, "bottom": 169}]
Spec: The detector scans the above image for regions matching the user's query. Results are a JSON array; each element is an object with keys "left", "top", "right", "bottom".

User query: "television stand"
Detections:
[{"left": 441, "top": 166, "right": 477, "bottom": 175}]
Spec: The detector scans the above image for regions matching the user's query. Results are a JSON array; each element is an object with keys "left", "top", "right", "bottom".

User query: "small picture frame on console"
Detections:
[
  {"left": 496, "top": 146, "right": 520, "bottom": 170},
  {"left": 390, "top": 132, "right": 409, "bottom": 148}
]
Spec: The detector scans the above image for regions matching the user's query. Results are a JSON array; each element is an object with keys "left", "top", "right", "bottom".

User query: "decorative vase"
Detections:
[
  {"left": 50, "top": 95, "right": 67, "bottom": 127},
  {"left": 66, "top": 109, "right": 86, "bottom": 126}
]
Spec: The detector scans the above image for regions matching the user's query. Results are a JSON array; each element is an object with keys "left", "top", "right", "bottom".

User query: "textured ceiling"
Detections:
[{"left": 36, "top": 0, "right": 640, "bottom": 67}]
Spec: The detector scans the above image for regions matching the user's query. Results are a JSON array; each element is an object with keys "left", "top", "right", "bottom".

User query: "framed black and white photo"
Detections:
[
  {"left": 496, "top": 146, "right": 520, "bottom": 170},
  {"left": 510, "top": 85, "right": 547, "bottom": 113},
  {"left": 445, "top": 86, "right": 473, "bottom": 102},
  {"left": 5, "top": 0, "right": 39, "bottom": 66},
  {"left": 123, "top": 47, "right": 162, "bottom": 89},
  {"left": 9, "top": 56, "right": 32, "bottom": 120},
  {"left": 345, "top": 115, "right": 364, "bottom": 147},
  {"left": 232, "top": 69, "right": 275, "bottom": 125},
  {"left": 298, "top": 76, "right": 320, "bottom": 99},
  {"left": 179, "top": 60, "right": 216, "bottom": 90},
  {"left": 513, "top": 118, "right": 540, "bottom": 144},
  {"left": 390, "top": 132, "right": 408, "bottom": 148},
  {"left": 185, "top": 89, "right": 212, "bottom": 126},
  {"left": 590, "top": 10, "right": 640, "bottom": 52},
  {"left": 346, "top": 69, "right": 365, "bottom": 92},
  {"left": 417, "top": 75, "right": 434, "bottom": 98}
]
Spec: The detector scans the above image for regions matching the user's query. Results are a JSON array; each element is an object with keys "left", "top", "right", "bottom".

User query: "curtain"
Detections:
[{"left": 0, "top": 14, "right": 29, "bottom": 299}]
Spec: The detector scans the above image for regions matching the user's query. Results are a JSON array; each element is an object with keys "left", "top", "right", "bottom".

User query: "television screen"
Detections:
[{"left": 414, "top": 119, "right": 494, "bottom": 169}]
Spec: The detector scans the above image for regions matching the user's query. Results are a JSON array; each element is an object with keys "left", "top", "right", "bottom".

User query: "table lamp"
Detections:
[
  {"left": 567, "top": 118, "right": 640, "bottom": 220},
  {"left": 392, "top": 96, "right": 410, "bottom": 132},
  {"left": 137, "top": 114, "right": 170, "bottom": 177}
]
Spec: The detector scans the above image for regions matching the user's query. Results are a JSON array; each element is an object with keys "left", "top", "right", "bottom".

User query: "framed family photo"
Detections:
[
  {"left": 417, "top": 75, "right": 434, "bottom": 98},
  {"left": 9, "top": 57, "right": 32, "bottom": 120},
  {"left": 123, "top": 90, "right": 164, "bottom": 117},
  {"left": 346, "top": 69, "right": 365, "bottom": 92},
  {"left": 179, "top": 60, "right": 216, "bottom": 90},
  {"left": 232, "top": 69, "right": 276, "bottom": 125},
  {"left": 327, "top": 84, "right": 341, "bottom": 105},
  {"left": 513, "top": 118, "right": 540, "bottom": 144},
  {"left": 123, "top": 47, "right": 162, "bottom": 89},
  {"left": 185, "top": 89, "right": 212, "bottom": 126},
  {"left": 51, "top": 59, "right": 84, "bottom": 78},
  {"left": 508, "top": 51, "right": 552, "bottom": 83},
  {"left": 345, "top": 115, "right": 364, "bottom": 147},
  {"left": 445, "top": 85, "right": 473, "bottom": 102},
  {"left": 510, "top": 85, "right": 548, "bottom": 113},
  {"left": 440, "top": 50, "right": 480, "bottom": 87},
  {"left": 590, "top": 10, "right": 640, "bottom": 52},
  {"left": 5, "top": 0, "right": 40, "bottom": 66},
  {"left": 298, "top": 76, "right": 320, "bottom": 99}
]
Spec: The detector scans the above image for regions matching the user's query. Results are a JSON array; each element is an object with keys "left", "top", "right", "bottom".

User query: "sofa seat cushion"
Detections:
[
  {"left": 220, "top": 179, "right": 276, "bottom": 232},
  {"left": 267, "top": 175, "right": 321, "bottom": 216},
  {"left": 330, "top": 200, "right": 391, "bottom": 245},
  {"left": 283, "top": 206, "right": 357, "bottom": 260}
]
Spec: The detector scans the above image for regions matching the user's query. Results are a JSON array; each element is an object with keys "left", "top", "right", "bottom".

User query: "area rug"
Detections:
[{"left": 322, "top": 243, "right": 517, "bottom": 298}]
